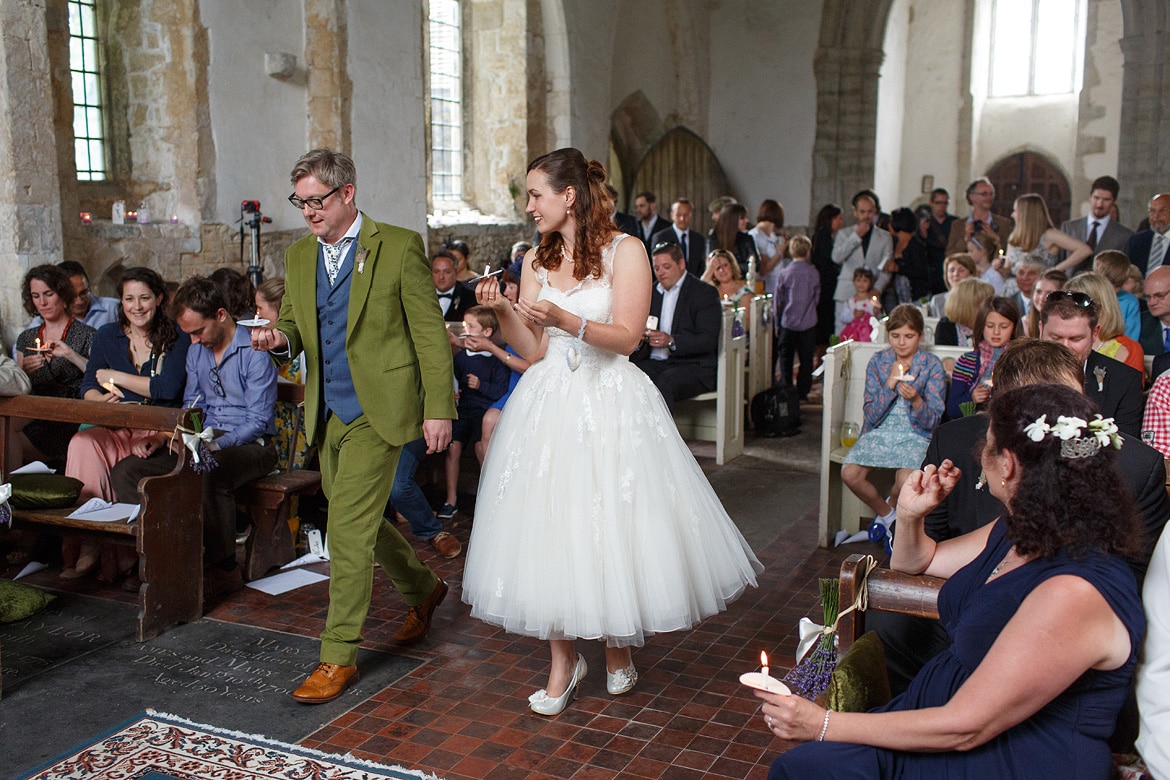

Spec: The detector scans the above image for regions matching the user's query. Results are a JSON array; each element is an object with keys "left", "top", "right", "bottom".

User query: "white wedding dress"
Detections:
[{"left": 461, "top": 234, "right": 763, "bottom": 647}]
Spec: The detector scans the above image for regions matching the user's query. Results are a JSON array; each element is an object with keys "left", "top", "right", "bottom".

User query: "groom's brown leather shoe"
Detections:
[
  {"left": 394, "top": 578, "right": 448, "bottom": 645},
  {"left": 291, "top": 662, "right": 360, "bottom": 704}
]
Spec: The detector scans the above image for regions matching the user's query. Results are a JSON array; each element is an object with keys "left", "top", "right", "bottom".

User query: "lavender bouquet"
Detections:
[
  {"left": 185, "top": 409, "right": 219, "bottom": 474},
  {"left": 782, "top": 577, "right": 840, "bottom": 699}
]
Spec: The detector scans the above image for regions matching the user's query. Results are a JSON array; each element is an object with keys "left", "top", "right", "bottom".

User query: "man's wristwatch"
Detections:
[{"left": 668, "top": 337, "right": 676, "bottom": 353}]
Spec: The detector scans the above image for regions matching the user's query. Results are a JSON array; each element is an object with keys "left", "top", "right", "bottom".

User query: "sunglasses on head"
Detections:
[{"left": 1045, "top": 291, "right": 1093, "bottom": 307}]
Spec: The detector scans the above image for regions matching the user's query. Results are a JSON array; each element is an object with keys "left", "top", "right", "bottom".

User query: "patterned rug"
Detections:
[{"left": 18, "top": 711, "right": 442, "bottom": 780}]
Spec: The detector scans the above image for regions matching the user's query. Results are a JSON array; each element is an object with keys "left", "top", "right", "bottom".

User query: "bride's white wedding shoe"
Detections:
[
  {"left": 529, "top": 654, "right": 587, "bottom": 716},
  {"left": 606, "top": 663, "right": 637, "bottom": 695}
]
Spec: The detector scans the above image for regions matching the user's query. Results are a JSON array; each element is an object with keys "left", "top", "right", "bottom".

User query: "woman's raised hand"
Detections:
[
  {"left": 897, "top": 461, "right": 962, "bottom": 522},
  {"left": 754, "top": 688, "right": 827, "bottom": 743},
  {"left": 516, "top": 296, "right": 568, "bottom": 331},
  {"left": 475, "top": 277, "right": 509, "bottom": 311}
]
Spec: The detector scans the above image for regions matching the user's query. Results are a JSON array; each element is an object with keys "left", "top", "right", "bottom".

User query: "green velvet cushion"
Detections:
[
  {"left": 7, "top": 474, "right": 84, "bottom": 509},
  {"left": 0, "top": 579, "right": 56, "bottom": 622},
  {"left": 826, "top": 630, "right": 892, "bottom": 713}
]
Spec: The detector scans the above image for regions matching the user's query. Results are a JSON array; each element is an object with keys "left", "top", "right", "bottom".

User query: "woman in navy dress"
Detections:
[{"left": 759, "top": 383, "right": 1146, "bottom": 778}]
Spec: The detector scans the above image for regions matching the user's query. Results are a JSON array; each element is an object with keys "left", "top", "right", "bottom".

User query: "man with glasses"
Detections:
[
  {"left": 251, "top": 148, "right": 455, "bottom": 705},
  {"left": 23, "top": 260, "right": 118, "bottom": 331},
  {"left": 920, "top": 188, "right": 957, "bottom": 295},
  {"left": 1040, "top": 290, "right": 1143, "bottom": 436},
  {"left": 1126, "top": 193, "right": 1170, "bottom": 275},
  {"left": 109, "top": 276, "right": 278, "bottom": 589},
  {"left": 946, "top": 177, "right": 1014, "bottom": 255},
  {"left": 1140, "top": 267, "right": 1170, "bottom": 374}
]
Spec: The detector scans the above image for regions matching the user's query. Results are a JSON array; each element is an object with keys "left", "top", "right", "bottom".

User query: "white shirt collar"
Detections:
[
  {"left": 656, "top": 272, "right": 687, "bottom": 296},
  {"left": 317, "top": 212, "right": 362, "bottom": 247}
]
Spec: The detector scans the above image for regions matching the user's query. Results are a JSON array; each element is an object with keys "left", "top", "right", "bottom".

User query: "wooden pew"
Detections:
[
  {"left": 747, "top": 294, "right": 774, "bottom": 402},
  {"left": 818, "top": 339, "right": 968, "bottom": 547},
  {"left": 0, "top": 396, "right": 202, "bottom": 641},
  {"left": 837, "top": 553, "right": 943, "bottom": 655},
  {"left": 673, "top": 306, "right": 746, "bottom": 464},
  {"left": 234, "top": 381, "right": 321, "bottom": 581}
]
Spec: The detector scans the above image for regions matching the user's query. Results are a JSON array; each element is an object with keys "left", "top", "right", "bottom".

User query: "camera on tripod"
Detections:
[{"left": 239, "top": 200, "right": 271, "bottom": 288}]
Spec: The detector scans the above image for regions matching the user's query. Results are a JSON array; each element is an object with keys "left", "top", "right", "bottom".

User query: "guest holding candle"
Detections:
[
  {"left": 61, "top": 267, "right": 189, "bottom": 582},
  {"left": 14, "top": 264, "right": 95, "bottom": 466},
  {"left": 759, "top": 385, "right": 1145, "bottom": 780}
]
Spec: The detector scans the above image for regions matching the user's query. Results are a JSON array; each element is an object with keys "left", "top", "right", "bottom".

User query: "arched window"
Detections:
[
  {"left": 428, "top": 0, "right": 463, "bottom": 205},
  {"left": 69, "top": 0, "right": 106, "bottom": 181},
  {"left": 988, "top": 0, "right": 1085, "bottom": 97}
]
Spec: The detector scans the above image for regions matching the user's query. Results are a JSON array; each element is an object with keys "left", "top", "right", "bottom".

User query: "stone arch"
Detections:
[
  {"left": 609, "top": 91, "right": 666, "bottom": 208},
  {"left": 629, "top": 126, "right": 731, "bottom": 237}
]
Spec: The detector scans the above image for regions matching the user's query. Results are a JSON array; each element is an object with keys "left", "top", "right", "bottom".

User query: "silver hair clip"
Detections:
[{"left": 975, "top": 470, "right": 986, "bottom": 491}]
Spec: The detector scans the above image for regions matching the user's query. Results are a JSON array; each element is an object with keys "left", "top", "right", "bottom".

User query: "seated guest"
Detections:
[
  {"left": 945, "top": 296, "right": 1021, "bottom": 420},
  {"left": 1094, "top": 250, "right": 1142, "bottom": 341},
  {"left": 0, "top": 341, "right": 31, "bottom": 395},
  {"left": 1009, "top": 255, "right": 1043, "bottom": 322},
  {"left": 1139, "top": 265, "right": 1170, "bottom": 360},
  {"left": 701, "top": 248, "right": 755, "bottom": 311},
  {"left": 445, "top": 239, "right": 476, "bottom": 282},
  {"left": 432, "top": 250, "right": 477, "bottom": 323},
  {"left": 1066, "top": 272, "right": 1145, "bottom": 375},
  {"left": 14, "top": 264, "right": 95, "bottom": 466},
  {"left": 966, "top": 229, "right": 1004, "bottom": 296},
  {"left": 25, "top": 260, "right": 119, "bottom": 332},
  {"left": 633, "top": 242, "right": 721, "bottom": 412},
  {"left": 1138, "top": 523, "right": 1170, "bottom": 778},
  {"left": 841, "top": 304, "right": 946, "bottom": 530},
  {"left": 62, "top": 268, "right": 190, "bottom": 582},
  {"left": 109, "top": 277, "right": 277, "bottom": 586},
  {"left": 761, "top": 384, "right": 1146, "bottom": 779},
  {"left": 255, "top": 277, "right": 304, "bottom": 384},
  {"left": 472, "top": 268, "right": 531, "bottom": 464},
  {"left": 208, "top": 267, "right": 256, "bottom": 322},
  {"left": 928, "top": 253, "right": 976, "bottom": 318},
  {"left": 1042, "top": 290, "right": 1144, "bottom": 437},
  {"left": 879, "top": 340, "right": 1168, "bottom": 695},
  {"left": 1023, "top": 268, "right": 1066, "bottom": 337},
  {"left": 710, "top": 202, "right": 757, "bottom": 277},
  {"left": 439, "top": 306, "right": 509, "bottom": 521},
  {"left": 386, "top": 434, "right": 463, "bottom": 560},
  {"left": 935, "top": 276, "right": 994, "bottom": 347}
]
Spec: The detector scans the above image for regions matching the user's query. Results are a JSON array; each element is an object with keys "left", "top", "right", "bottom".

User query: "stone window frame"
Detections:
[
  {"left": 986, "top": 0, "right": 1086, "bottom": 98},
  {"left": 68, "top": 0, "right": 106, "bottom": 181},
  {"left": 427, "top": 0, "right": 466, "bottom": 210}
]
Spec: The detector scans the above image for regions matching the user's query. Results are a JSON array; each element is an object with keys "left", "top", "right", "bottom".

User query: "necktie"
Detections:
[
  {"left": 322, "top": 238, "right": 353, "bottom": 286},
  {"left": 1163, "top": 326, "right": 1170, "bottom": 354},
  {"left": 680, "top": 233, "right": 688, "bottom": 259},
  {"left": 1154, "top": 233, "right": 1168, "bottom": 267},
  {"left": 1087, "top": 221, "right": 1099, "bottom": 251}
]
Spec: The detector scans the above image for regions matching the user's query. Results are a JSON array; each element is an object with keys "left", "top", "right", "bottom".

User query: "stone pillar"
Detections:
[
  {"left": 1116, "top": 2, "right": 1170, "bottom": 222},
  {"left": 810, "top": 46, "right": 885, "bottom": 219},
  {"left": 0, "top": 0, "right": 65, "bottom": 345},
  {"left": 304, "top": 0, "right": 352, "bottom": 152}
]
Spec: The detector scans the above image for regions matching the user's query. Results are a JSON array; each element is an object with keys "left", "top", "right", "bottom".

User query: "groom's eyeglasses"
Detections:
[{"left": 288, "top": 186, "right": 340, "bottom": 210}]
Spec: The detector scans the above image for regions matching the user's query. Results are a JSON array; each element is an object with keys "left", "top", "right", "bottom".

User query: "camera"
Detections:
[{"left": 241, "top": 200, "right": 261, "bottom": 214}]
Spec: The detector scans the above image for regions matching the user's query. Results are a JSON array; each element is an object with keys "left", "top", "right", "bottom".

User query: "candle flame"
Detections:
[{"left": 760, "top": 650, "right": 768, "bottom": 666}]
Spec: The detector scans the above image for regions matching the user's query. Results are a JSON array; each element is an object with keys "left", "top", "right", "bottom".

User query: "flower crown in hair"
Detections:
[{"left": 1023, "top": 414, "right": 1122, "bottom": 459}]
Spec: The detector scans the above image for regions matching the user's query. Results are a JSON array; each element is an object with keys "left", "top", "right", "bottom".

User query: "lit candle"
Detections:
[
  {"left": 80, "top": 211, "right": 92, "bottom": 224},
  {"left": 483, "top": 263, "right": 491, "bottom": 277},
  {"left": 740, "top": 649, "right": 791, "bottom": 695},
  {"left": 34, "top": 337, "right": 41, "bottom": 351},
  {"left": 897, "top": 363, "right": 904, "bottom": 378},
  {"left": 760, "top": 650, "right": 769, "bottom": 678},
  {"left": 170, "top": 214, "right": 179, "bottom": 224}
]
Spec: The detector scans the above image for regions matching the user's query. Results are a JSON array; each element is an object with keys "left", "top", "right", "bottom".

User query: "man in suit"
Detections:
[
  {"left": 605, "top": 184, "right": 639, "bottom": 238},
  {"left": 651, "top": 198, "right": 707, "bottom": 268},
  {"left": 1140, "top": 266, "right": 1170, "bottom": 359},
  {"left": 1041, "top": 291, "right": 1144, "bottom": 437},
  {"left": 1059, "top": 176, "right": 1133, "bottom": 273},
  {"left": 252, "top": 149, "right": 456, "bottom": 704},
  {"left": 1010, "top": 256, "right": 1044, "bottom": 322},
  {"left": 921, "top": 188, "right": 957, "bottom": 295},
  {"left": 633, "top": 243, "right": 721, "bottom": 412},
  {"left": 1126, "top": 193, "right": 1170, "bottom": 274},
  {"left": 432, "top": 250, "right": 477, "bottom": 322},
  {"left": 874, "top": 339, "right": 1169, "bottom": 694},
  {"left": 945, "top": 177, "right": 1014, "bottom": 255},
  {"left": 634, "top": 190, "right": 671, "bottom": 251},
  {"left": 831, "top": 190, "right": 893, "bottom": 333}
]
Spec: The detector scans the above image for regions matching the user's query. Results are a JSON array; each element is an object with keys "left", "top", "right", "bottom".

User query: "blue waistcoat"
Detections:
[{"left": 316, "top": 242, "right": 363, "bottom": 424}]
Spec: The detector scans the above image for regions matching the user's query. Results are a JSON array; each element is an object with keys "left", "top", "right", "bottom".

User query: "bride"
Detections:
[{"left": 462, "top": 148, "right": 762, "bottom": 716}]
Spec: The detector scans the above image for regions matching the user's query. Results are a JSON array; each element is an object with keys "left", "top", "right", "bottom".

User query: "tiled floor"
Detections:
[{"left": 206, "top": 477, "right": 881, "bottom": 779}]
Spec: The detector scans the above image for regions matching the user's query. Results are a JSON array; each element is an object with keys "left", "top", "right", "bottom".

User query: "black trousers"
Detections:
[
  {"left": 777, "top": 326, "right": 817, "bottom": 397},
  {"left": 635, "top": 358, "right": 716, "bottom": 413}
]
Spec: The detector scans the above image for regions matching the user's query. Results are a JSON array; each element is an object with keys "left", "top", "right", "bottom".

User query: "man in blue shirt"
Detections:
[{"left": 110, "top": 276, "right": 278, "bottom": 590}]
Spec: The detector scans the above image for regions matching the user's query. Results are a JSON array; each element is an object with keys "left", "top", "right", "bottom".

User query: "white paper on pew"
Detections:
[
  {"left": 12, "top": 461, "right": 55, "bottom": 474},
  {"left": 66, "top": 498, "right": 141, "bottom": 522},
  {"left": 246, "top": 568, "right": 329, "bottom": 595},
  {"left": 835, "top": 529, "right": 871, "bottom": 546},
  {"left": 280, "top": 552, "right": 329, "bottom": 570},
  {"left": 14, "top": 561, "right": 49, "bottom": 579}
]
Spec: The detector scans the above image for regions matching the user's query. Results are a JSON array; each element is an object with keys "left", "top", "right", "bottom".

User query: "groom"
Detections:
[{"left": 252, "top": 149, "right": 456, "bottom": 704}]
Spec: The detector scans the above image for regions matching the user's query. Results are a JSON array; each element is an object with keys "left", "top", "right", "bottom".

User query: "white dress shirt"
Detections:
[{"left": 652, "top": 273, "right": 686, "bottom": 361}]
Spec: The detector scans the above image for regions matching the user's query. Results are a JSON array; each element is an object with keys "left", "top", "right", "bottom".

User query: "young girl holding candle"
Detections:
[
  {"left": 945, "top": 296, "right": 1022, "bottom": 420},
  {"left": 839, "top": 268, "right": 882, "bottom": 343},
  {"left": 841, "top": 304, "right": 947, "bottom": 529}
]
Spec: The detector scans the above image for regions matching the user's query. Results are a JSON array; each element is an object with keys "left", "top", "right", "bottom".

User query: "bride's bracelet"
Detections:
[
  {"left": 577, "top": 316, "right": 587, "bottom": 342},
  {"left": 817, "top": 710, "right": 830, "bottom": 741}
]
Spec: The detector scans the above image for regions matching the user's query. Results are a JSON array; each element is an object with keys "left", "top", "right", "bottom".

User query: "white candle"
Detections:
[
  {"left": 760, "top": 650, "right": 769, "bottom": 678},
  {"left": 34, "top": 337, "right": 41, "bottom": 351}
]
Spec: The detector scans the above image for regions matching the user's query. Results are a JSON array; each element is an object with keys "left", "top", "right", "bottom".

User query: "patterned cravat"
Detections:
[{"left": 322, "top": 237, "right": 354, "bottom": 286}]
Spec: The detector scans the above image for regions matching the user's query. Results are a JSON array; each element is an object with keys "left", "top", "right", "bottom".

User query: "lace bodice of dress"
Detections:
[{"left": 536, "top": 234, "right": 625, "bottom": 371}]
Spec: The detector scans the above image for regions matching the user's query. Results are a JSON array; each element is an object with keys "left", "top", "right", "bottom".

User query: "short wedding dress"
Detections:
[{"left": 462, "top": 234, "right": 763, "bottom": 646}]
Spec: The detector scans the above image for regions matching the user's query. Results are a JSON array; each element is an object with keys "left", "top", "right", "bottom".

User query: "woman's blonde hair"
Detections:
[
  {"left": 1007, "top": 193, "right": 1055, "bottom": 251},
  {"left": 701, "top": 249, "right": 743, "bottom": 285},
  {"left": 944, "top": 277, "right": 995, "bottom": 330},
  {"left": 1065, "top": 272, "right": 1124, "bottom": 341},
  {"left": 1092, "top": 250, "right": 1131, "bottom": 290}
]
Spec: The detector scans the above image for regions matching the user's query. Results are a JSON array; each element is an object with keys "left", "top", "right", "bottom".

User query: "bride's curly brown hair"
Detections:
[{"left": 527, "top": 148, "right": 618, "bottom": 281}]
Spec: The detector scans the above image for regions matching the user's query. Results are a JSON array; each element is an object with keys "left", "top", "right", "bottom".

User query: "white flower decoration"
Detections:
[
  {"left": 1024, "top": 414, "right": 1050, "bottom": 442},
  {"left": 1052, "top": 415, "right": 1088, "bottom": 440}
]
